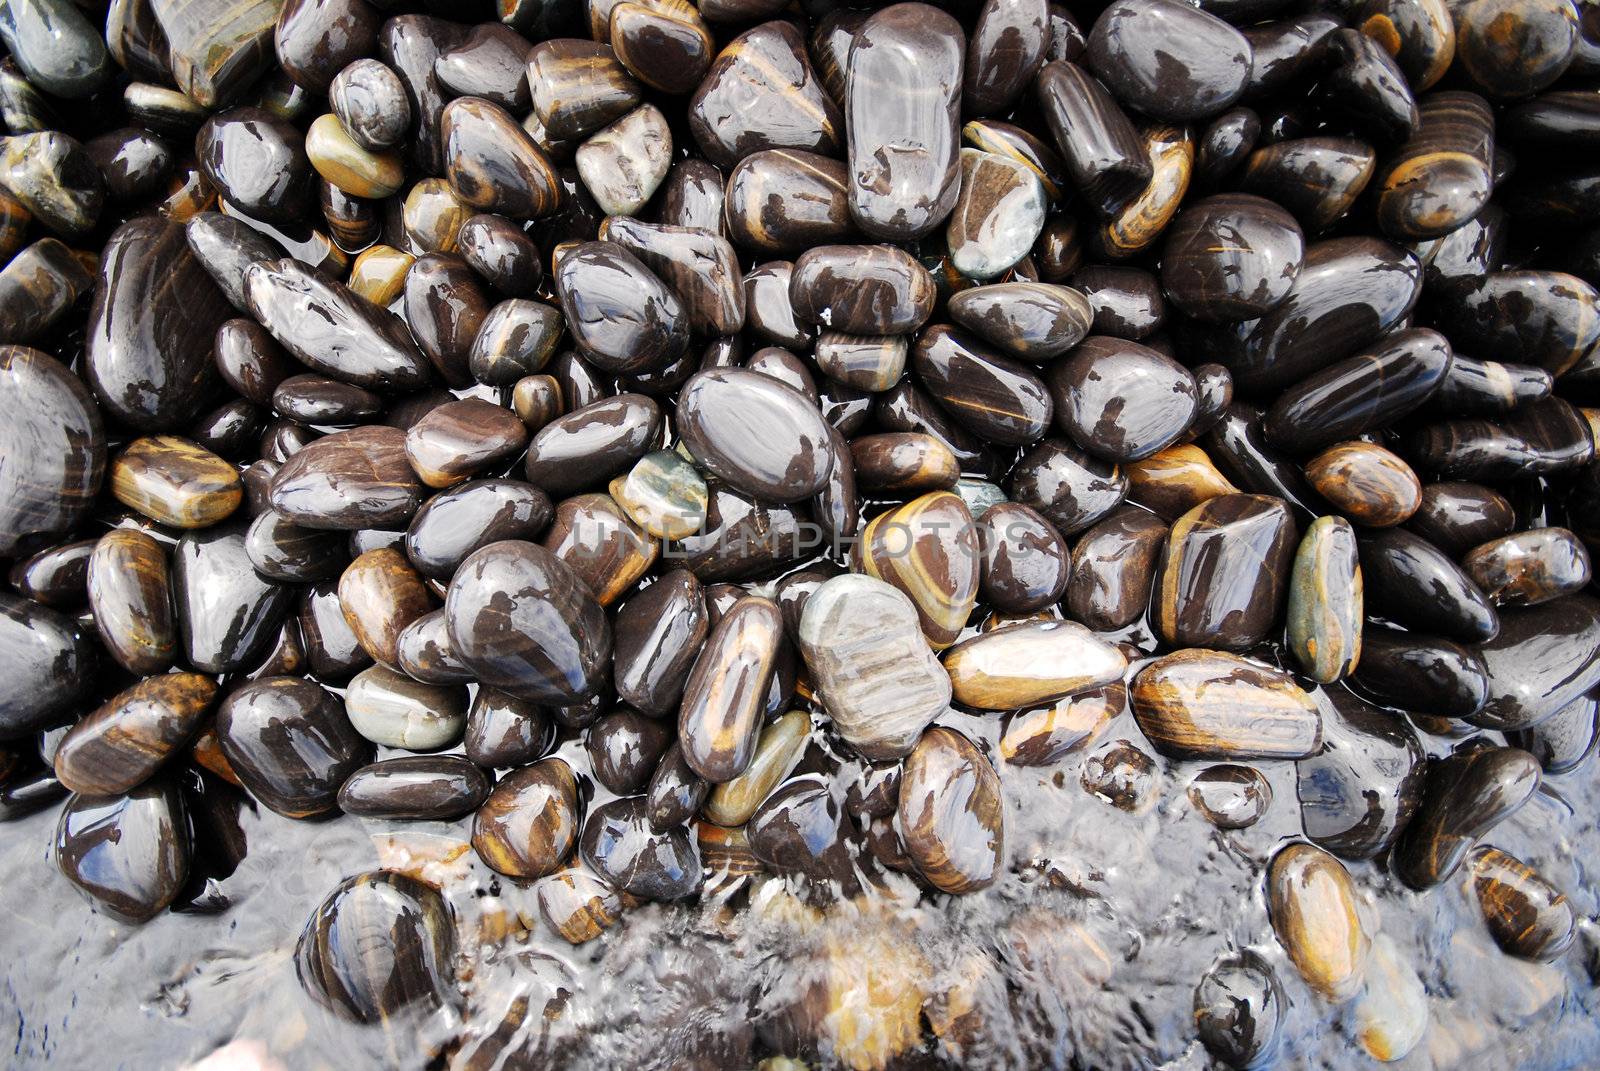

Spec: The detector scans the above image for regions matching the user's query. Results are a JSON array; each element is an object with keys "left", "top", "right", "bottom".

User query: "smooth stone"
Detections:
[
  {"left": 0, "top": 0, "right": 112, "bottom": 99},
  {"left": 1154, "top": 494, "right": 1296, "bottom": 650},
  {"left": 269, "top": 426, "right": 424, "bottom": 531},
  {"left": 55, "top": 674, "right": 217, "bottom": 797},
  {"left": 702, "top": 709, "right": 810, "bottom": 827},
  {"left": 1429, "top": 270, "right": 1600, "bottom": 377},
  {"left": 1125, "top": 444, "right": 1237, "bottom": 521},
  {"left": 1358, "top": 528, "right": 1499, "bottom": 643},
  {"left": 378, "top": 15, "right": 467, "bottom": 174},
  {"left": 404, "top": 479, "right": 552, "bottom": 582},
  {"left": 798, "top": 575, "right": 953, "bottom": 761},
  {"left": 445, "top": 540, "right": 612, "bottom": 704},
  {"left": 608, "top": 1, "right": 714, "bottom": 94},
  {"left": 1467, "top": 847, "right": 1577, "bottom": 962},
  {"left": 1318, "top": 27, "right": 1419, "bottom": 144},
  {"left": 612, "top": 569, "right": 709, "bottom": 716},
  {"left": 198, "top": 108, "right": 314, "bottom": 223},
  {"left": 85, "top": 129, "right": 175, "bottom": 203},
  {"left": 1132, "top": 649, "right": 1322, "bottom": 760},
  {"left": 8, "top": 537, "right": 95, "bottom": 607},
  {"left": 1238, "top": 136, "right": 1375, "bottom": 234},
  {"left": 1048, "top": 336, "right": 1196, "bottom": 462},
  {"left": 1454, "top": 0, "right": 1578, "bottom": 99},
  {"left": 471, "top": 759, "right": 580, "bottom": 878},
  {"left": 1262, "top": 329, "right": 1453, "bottom": 454},
  {"left": 555, "top": 242, "right": 687, "bottom": 374},
  {"left": 299, "top": 580, "right": 373, "bottom": 681},
  {"left": 395, "top": 609, "right": 473, "bottom": 685},
  {"left": 110, "top": 436, "right": 242, "bottom": 530},
  {"left": 88, "top": 217, "right": 231, "bottom": 432},
  {"left": 335, "top": 756, "right": 486, "bottom": 823},
  {"left": 1471, "top": 596, "right": 1600, "bottom": 730},
  {"left": 1008, "top": 436, "right": 1128, "bottom": 535},
  {"left": 434, "top": 22, "right": 531, "bottom": 108},
  {"left": 1187, "top": 764, "right": 1272, "bottom": 830},
  {"left": 150, "top": 0, "right": 279, "bottom": 107},
  {"left": 1185, "top": 237, "right": 1422, "bottom": 394},
  {"left": 1095, "top": 124, "right": 1194, "bottom": 260},
  {"left": 441, "top": 97, "right": 559, "bottom": 218},
  {"left": 1035, "top": 59, "right": 1151, "bottom": 218},
  {"left": 610, "top": 450, "right": 708, "bottom": 540},
  {"left": 464, "top": 689, "right": 548, "bottom": 769},
  {"left": 977, "top": 502, "right": 1071, "bottom": 613},
  {"left": 330, "top": 59, "right": 410, "bottom": 152},
  {"left": 1394, "top": 746, "right": 1541, "bottom": 889},
  {"left": 1297, "top": 688, "right": 1425, "bottom": 859},
  {"left": 186, "top": 213, "right": 286, "bottom": 314},
  {"left": 897, "top": 727, "right": 1004, "bottom": 894},
  {"left": 586, "top": 709, "right": 672, "bottom": 796},
  {"left": 1000, "top": 683, "right": 1123, "bottom": 767},
  {"left": 1433, "top": 355, "right": 1552, "bottom": 416},
  {"left": 0, "top": 238, "right": 94, "bottom": 344},
  {"left": 646, "top": 742, "right": 711, "bottom": 832},
  {"left": 1085, "top": 0, "right": 1250, "bottom": 121},
  {"left": 1266, "top": 842, "right": 1370, "bottom": 1002},
  {"left": 1349, "top": 626, "right": 1489, "bottom": 719},
  {"left": 175, "top": 523, "right": 293, "bottom": 674},
  {"left": 600, "top": 215, "right": 746, "bottom": 337},
  {"left": 274, "top": 0, "right": 379, "bottom": 94},
  {"left": 0, "top": 347, "right": 104, "bottom": 556},
  {"left": 523, "top": 393, "right": 662, "bottom": 498},
  {"left": 580, "top": 796, "right": 703, "bottom": 901},
  {"left": 295, "top": 872, "right": 457, "bottom": 1023},
  {"left": 789, "top": 244, "right": 936, "bottom": 336},
  {"left": 1462, "top": 528, "right": 1591, "bottom": 607},
  {"left": 1161, "top": 194, "right": 1304, "bottom": 323},
  {"left": 668, "top": 483, "right": 815, "bottom": 582},
  {"left": 1286, "top": 516, "right": 1363, "bottom": 684},
  {"left": 217, "top": 676, "right": 371, "bottom": 818},
  {"left": 540, "top": 493, "right": 658, "bottom": 606},
  {"left": 949, "top": 284, "right": 1091, "bottom": 363},
  {"left": 245, "top": 259, "right": 431, "bottom": 391},
  {"left": 855, "top": 491, "right": 981, "bottom": 648},
  {"left": 914, "top": 325, "right": 1053, "bottom": 446},
  {"left": 1349, "top": 935, "right": 1429, "bottom": 1062},
  {"left": 1507, "top": 693, "right": 1598, "bottom": 775},
  {"left": 1194, "top": 953, "right": 1286, "bottom": 1070},
  {"left": 0, "top": 132, "right": 103, "bottom": 237},
  {"left": 1063, "top": 505, "right": 1165, "bottom": 629},
  {"left": 677, "top": 597, "right": 782, "bottom": 783},
  {"left": 344, "top": 665, "right": 466, "bottom": 750},
  {"left": 687, "top": 22, "right": 838, "bottom": 169},
  {"left": 944, "top": 621, "right": 1126, "bottom": 711},
  {"left": 575, "top": 105, "right": 671, "bottom": 217},
  {"left": 1375, "top": 92, "right": 1494, "bottom": 240},
  {"left": 469, "top": 299, "right": 562, "bottom": 386},
  {"left": 724, "top": 149, "right": 853, "bottom": 257},
  {"left": 1306, "top": 442, "right": 1422, "bottom": 528},
  {"left": 677, "top": 369, "right": 833, "bottom": 504},
  {"left": 55, "top": 779, "right": 189, "bottom": 924},
  {"left": 459, "top": 216, "right": 544, "bottom": 298},
  {"left": 947, "top": 149, "right": 1046, "bottom": 281},
  {"left": 337, "top": 548, "right": 432, "bottom": 670},
  {"left": 403, "top": 398, "right": 528, "bottom": 490}
]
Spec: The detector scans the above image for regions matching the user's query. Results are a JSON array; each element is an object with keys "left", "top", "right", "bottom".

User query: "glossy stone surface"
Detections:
[
  {"left": 523, "top": 393, "right": 662, "bottom": 498},
  {"left": 601, "top": 216, "right": 745, "bottom": 336},
  {"left": 403, "top": 399, "right": 528, "bottom": 490},
  {"left": 0, "top": 347, "right": 105, "bottom": 556},
  {"left": 1048, "top": 336, "right": 1196, "bottom": 462},
  {"left": 245, "top": 258, "right": 430, "bottom": 391},
  {"left": 1154, "top": 494, "right": 1296, "bottom": 650},
  {"left": 1096, "top": 125, "right": 1193, "bottom": 260},
  {"left": 1086, "top": 0, "right": 1251, "bottom": 122},
  {"left": 725, "top": 150, "right": 853, "bottom": 257},
  {"left": 464, "top": 688, "right": 547, "bottom": 769},
  {"left": 442, "top": 97, "right": 560, "bottom": 218},
  {"left": 337, "top": 548, "right": 432, "bottom": 670},
  {"left": 1009, "top": 436, "right": 1128, "bottom": 535},
  {"left": 612, "top": 570, "right": 709, "bottom": 717},
  {"left": 175, "top": 523, "right": 293, "bottom": 674},
  {"left": 1035, "top": 60, "right": 1151, "bottom": 217},
  {"left": 88, "top": 217, "right": 231, "bottom": 432},
  {"left": 897, "top": 727, "right": 1004, "bottom": 894},
  {"left": 914, "top": 326, "right": 1052, "bottom": 446},
  {"left": 580, "top": 796, "right": 703, "bottom": 901},
  {"left": 1462, "top": 528, "right": 1590, "bottom": 607},
  {"left": 1194, "top": 953, "right": 1285, "bottom": 1070},
  {"left": 471, "top": 759, "right": 579, "bottom": 879},
  {"left": 677, "top": 369, "right": 833, "bottom": 504},
  {"left": 1286, "top": 517, "right": 1363, "bottom": 684},
  {"left": 789, "top": 244, "right": 936, "bottom": 337},
  {"left": 688, "top": 22, "right": 838, "bottom": 169},
  {"left": 542, "top": 493, "right": 657, "bottom": 607},
  {"left": 445, "top": 540, "right": 611, "bottom": 704},
  {"left": 947, "top": 150, "right": 1046, "bottom": 281},
  {"left": 55, "top": 674, "right": 216, "bottom": 797},
  {"left": 677, "top": 596, "right": 782, "bottom": 783},
  {"left": 947, "top": 282, "right": 1092, "bottom": 361},
  {"left": 55, "top": 779, "right": 189, "bottom": 924},
  {"left": 0, "top": 238, "right": 94, "bottom": 344},
  {"left": 344, "top": 665, "right": 466, "bottom": 750},
  {"left": 1467, "top": 847, "right": 1577, "bottom": 963},
  {"left": 1472, "top": 596, "right": 1600, "bottom": 731},
  {"left": 1358, "top": 528, "right": 1499, "bottom": 644},
  {"left": 1132, "top": 649, "right": 1321, "bottom": 761},
  {"left": 1297, "top": 688, "right": 1425, "bottom": 859},
  {"left": 702, "top": 709, "right": 810, "bottom": 827},
  {"left": 217, "top": 676, "right": 371, "bottom": 818},
  {"left": 1266, "top": 843, "right": 1369, "bottom": 1002},
  {"left": 586, "top": 709, "right": 672, "bottom": 797},
  {"left": 977, "top": 502, "right": 1071, "bottom": 613},
  {"left": 270, "top": 426, "right": 424, "bottom": 530},
  {"left": 843, "top": 4, "right": 963, "bottom": 242},
  {"left": 945, "top": 620, "right": 1125, "bottom": 710},
  {"left": 1394, "top": 746, "right": 1541, "bottom": 889},
  {"left": 798, "top": 575, "right": 952, "bottom": 760},
  {"left": 855, "top": 491, "right": 981, "bottom": 648},
  {"left": 295, "top": 871, "right": 457, "bottom": 1023},
  {"left": 1306, "top": 442, "right": 1422, "bottom": 528},
  {"left": 1160, "top": 194, "right": 1304, "bottom": 322},
  {"left": 556, "top": 242, "right": 686, "bottom": 375},
  {"left": 198, "top": 107, "right": 314, "bottom": 223},
  {"left": 403, "top": 479, "right": 551, "bottom": 582},
  {"left": 0, "top": 132, "right": 104, "bottom": 238},
  {"left": 1375, "top": 92, "right": 1494, "bottom": 240},
  {"left": 110, "top": 436, "right": 242, "bottom": 529}
]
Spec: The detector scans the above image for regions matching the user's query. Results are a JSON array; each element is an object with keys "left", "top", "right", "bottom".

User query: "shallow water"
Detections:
[{"left": 4, "top": 670, "right": 1597, "bottom": 1070}]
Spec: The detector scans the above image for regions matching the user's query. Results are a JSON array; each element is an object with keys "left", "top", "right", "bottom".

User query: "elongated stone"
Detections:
[
  {"left": 943, "top": 621, "right": 1126, "bottom": 711},
  {"left": 1461, "top": 528, "right": 1591, "bottom": 608},
  {"left": 345, "top": 664, "right": 466, "bottom": 750},
  {"left": 0, "top": 347, "right": 105, "bottom": 557},
  {"left": 798, "top": 575, "right": 952, "bottom": 761},
  {"left": 897, "top": 727, "right": 1004, "bottom": 895},
  {"left": 1467, "top": 847, "right": 1577, "bottom": 963},
  {"left": 1394, "top": 746, "right": 1541, "bottom": 889},
  {"left": 1267, "top": 842, "right": 1370, "bottom": 1002},
  {"left": 677, "top": 597, "right": 782, "bottom": 783},
  {"left": 1132, "top": 649, "right": 1322, "bottom": 760},
  {"left": 110, "top": 436, "right": 242, "bottom": 529},
  {"left": 1286, "top": 516, "right": 1363, "bottom": 684},
  {"left": 270, "top": 426, "right": 424, "bottom": 530},
  {"left": 1348, "top": 935, "right": 1428, "bottom": 1062},
  {"left": 55, "top": 674, "right": 217, "bottom": 796},
  {"left": 55, "top": 779, "right": 189, "bottom": 924}
]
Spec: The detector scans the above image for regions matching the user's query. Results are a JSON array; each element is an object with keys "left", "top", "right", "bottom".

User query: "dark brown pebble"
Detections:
[{"left": 338, "top": 755, "right": 490, "bottom": 821}]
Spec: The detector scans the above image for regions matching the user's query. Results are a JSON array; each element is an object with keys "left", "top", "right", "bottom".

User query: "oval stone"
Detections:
[
  {"left": 943, "top": 621, "right": 1126, "bottom": 711},
  {"left": 1266, "top": 842, "right": 1370, "bottom": 1002},
  {"left": 677, "top": 369, "right": 833, "bottom": 504},
  {"left": 1132, "top": 649, "right": 1322, "bottom": 760},
  {"left": 897, "top": 727, "right": 1004, "bottom": 894}
]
